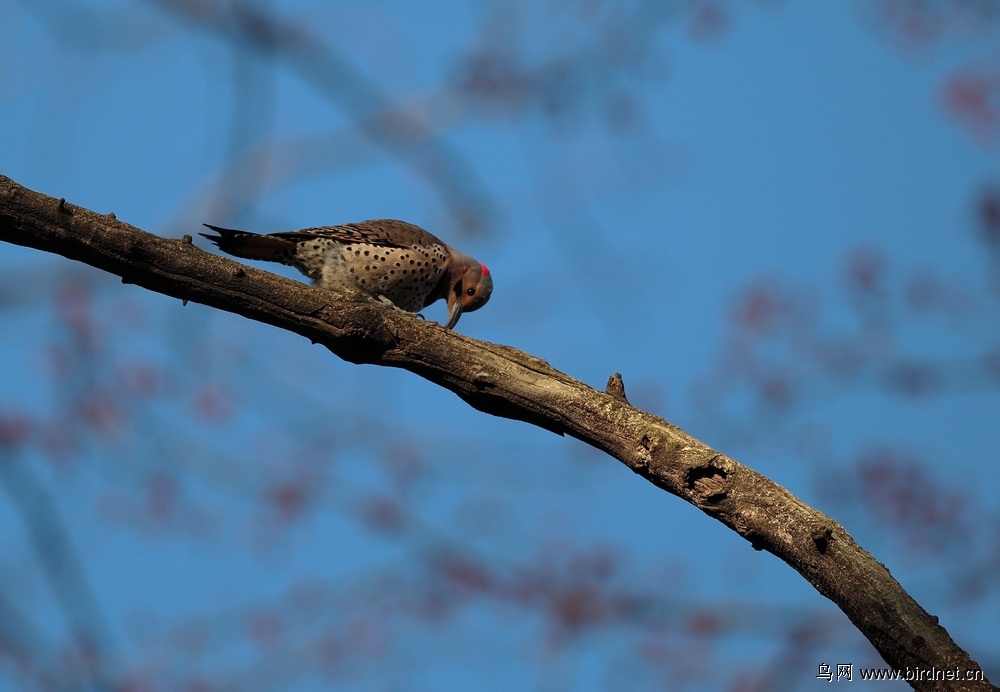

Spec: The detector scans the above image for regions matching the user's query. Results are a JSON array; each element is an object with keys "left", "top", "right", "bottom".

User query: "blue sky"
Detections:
[{"left": 2, "top": 1, "right": 999, "bottom": 689}]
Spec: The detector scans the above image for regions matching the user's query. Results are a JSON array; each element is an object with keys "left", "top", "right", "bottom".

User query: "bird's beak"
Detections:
[{"left": 445, "top": 296, "right": 463, "bottom": 330}]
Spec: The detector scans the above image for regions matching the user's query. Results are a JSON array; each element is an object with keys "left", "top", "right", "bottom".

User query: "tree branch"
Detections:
[{"left": 0, "top": 174, "right": 993, "bottom": 690}]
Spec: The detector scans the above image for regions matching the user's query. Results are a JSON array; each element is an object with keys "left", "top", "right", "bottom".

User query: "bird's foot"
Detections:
[{"left": 374, "top": 295, "right": 424, "bottom": 320}]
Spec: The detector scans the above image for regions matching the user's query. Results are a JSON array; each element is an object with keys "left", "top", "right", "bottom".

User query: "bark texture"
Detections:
[{"left": 0, "top": 174, "right": 994, "bottom": 690}]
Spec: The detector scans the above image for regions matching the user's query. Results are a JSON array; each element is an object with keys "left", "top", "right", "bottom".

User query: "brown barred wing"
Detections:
[{"left": 271, "top": 219, "right": 448, "bottom": 250}]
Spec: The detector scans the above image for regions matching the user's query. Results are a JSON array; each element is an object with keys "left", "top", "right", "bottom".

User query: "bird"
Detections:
[{"left": 200, "top": 219, "right": 492, "bottom": 330}]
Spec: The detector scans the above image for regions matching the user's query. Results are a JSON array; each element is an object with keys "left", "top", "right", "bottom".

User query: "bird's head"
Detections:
[{"left": 445, "top": 259, "right": 493, "bottom": 330}]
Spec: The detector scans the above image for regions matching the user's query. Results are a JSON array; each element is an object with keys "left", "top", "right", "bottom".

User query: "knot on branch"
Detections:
[
  {"left": 685, "top": 457, "right": 729, "bottom": 504},
  {"left": 605, "top": 372, "right": 629, "bottom": 403},
  {"left": 632, "top": 434, "right": 654, "bottom": 471},
  {"left": 812, "top": 527, "right": 833, "bottom": 554}
]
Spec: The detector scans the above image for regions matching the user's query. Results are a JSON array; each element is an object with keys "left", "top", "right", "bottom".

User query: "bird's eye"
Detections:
[{"left": 466, "top": 288, "right": 476, "bottom": 296}]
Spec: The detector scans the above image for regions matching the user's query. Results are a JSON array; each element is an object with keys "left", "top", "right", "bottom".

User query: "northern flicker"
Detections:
[{"left": 200, "top": 219, "right": 492, "bottom": 329}]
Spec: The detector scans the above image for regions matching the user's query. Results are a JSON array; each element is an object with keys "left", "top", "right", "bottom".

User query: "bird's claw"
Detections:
[{"left": 374, "top": 294, "right": 424, "bottom": 320}]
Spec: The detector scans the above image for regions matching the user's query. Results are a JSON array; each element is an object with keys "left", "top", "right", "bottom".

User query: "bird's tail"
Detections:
[{"left": 200, "top": 224, "right": 296, "bottom": 263}]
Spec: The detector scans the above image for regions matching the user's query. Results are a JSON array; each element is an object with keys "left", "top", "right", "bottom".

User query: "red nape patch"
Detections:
[{"left": 480, "top": 264, "right": 491, "bottom": 276}]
